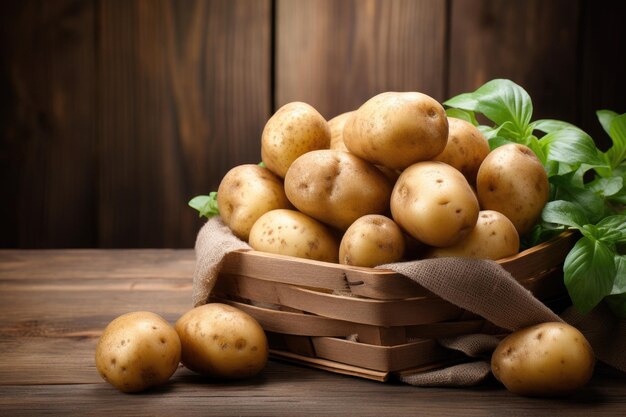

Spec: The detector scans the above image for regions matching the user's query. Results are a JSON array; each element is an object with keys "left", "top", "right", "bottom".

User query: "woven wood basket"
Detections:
[{"left": 210, "top": 231, "right": 577, "bottom": 381}]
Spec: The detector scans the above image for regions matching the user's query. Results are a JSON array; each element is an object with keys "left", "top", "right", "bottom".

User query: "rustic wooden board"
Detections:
[
  {"left": 0, "top": 0, "right": 97, "bottom": 248},
  {"left": 275, "top": 0, "right": 448, "bottom": 118},
  {"left": 0, "top": 249, "right": 624, "bottom": 416},
  {"left": 97, "top": 0, "right": 271, "bottom": 248},
  {"left": 448, "top": 0, "right": 581, "bottom": 122}
]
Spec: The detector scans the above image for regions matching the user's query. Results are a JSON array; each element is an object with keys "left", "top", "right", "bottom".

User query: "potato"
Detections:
[
  {"left": 491, "top": 322, "right": 595, "bottom": 397},
  {"left": 217, "top": 164, "right": 292, "bottom": 241},
  {"left": 284, "top": 149, "right": 392, "bottom": 231},
  {"left": 328, "top": 111, "right": 353, "bottom": 152},
  {"left": 249, "top": 209, "right": 339, "bottom": 262},
  {"left": 432, "top": 117, "right": 490, "bottom": 185},
  {"left": 476, "top": 143, "right": 549, "bottom": 236},
  {"left": 427, "top": 210, "right": 519, "bottom": 260},
  {"left": 261, "top": 101, "right": 331, "bottom": 178},
  {"left": 390, "top": 161, "right": 479, "bottom": 247},
  {"left": 95, "top": 311, "right": 181, "bottom": 393},
  {"left": 343, "top": 91, "right": 448, "bottom": 170},
  {"left": 339, "top": 215, "right": 405, "bottom": 267},
  {"left": 175, "top": 303, "right": 268, "bottom": 380}
]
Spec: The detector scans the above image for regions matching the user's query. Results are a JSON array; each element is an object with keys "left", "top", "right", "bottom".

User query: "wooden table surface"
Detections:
[{"left": 1, "top": 249, "right": 624, "bottom": 416}]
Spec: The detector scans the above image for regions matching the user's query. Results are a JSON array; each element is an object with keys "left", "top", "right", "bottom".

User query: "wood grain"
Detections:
[
  {"left": 0, "top": 249, "right": 624, "bottom": 416},
  {"left": 577, "top": 0, "right": 626, "bottom": 150},
  {"left": 448, "top": 0, "right": 581, "bottom": 122},
  {"left": 275, "top": 0, "right": 448, "bottom": 119},
  {"left": 0, "top": 0, "right": 97, "bottom": 248},
  {"left": 98, "top": 0, "right": 272, "bottom": 248}
]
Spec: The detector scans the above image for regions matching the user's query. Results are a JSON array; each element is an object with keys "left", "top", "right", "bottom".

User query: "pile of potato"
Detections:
[{"left": 218, "top": 92, "right": 550, "bottom": 267}]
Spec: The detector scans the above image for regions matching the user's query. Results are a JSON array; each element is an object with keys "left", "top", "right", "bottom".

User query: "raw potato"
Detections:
[
  {"left": 95, "top": 311, "right": 181, "bottom": 393},
  {"left": 339, "top": 215, "right": 405, "bottom": 267},
  {"left": 477, "top": 143, "right": 549, "bottom": 236},
  {"left": 427, "top": 210, "right": 519, "bottom": 260},
  {"left": 284, "top": 149, "right": 392, "bottom": 231},
  {"left": 390, "top": 161, "right": 479, "bottom": 247},
  {"left": 432, "top": 117, "right": 490, "bottom": 185},
  {"left": 343, "top": 91, "right": 448, "bottom": 170},
  {"left": 329, "top": 111, "right": 353, "bottom": 152},
  {"left": 217, "top": 164, "right": 292, "bottom": 241},
  {"left": 175, "top": 303, "right": 268, "bottom": 379},
  {"left": 261, "top": 101, "right": 331, "bottom": 178},
  {"left": 491, "top": 322, "right": 595, "bottom": 397},
  {"left": 249, "top": 209, "right": 339, "bottom": 263}
]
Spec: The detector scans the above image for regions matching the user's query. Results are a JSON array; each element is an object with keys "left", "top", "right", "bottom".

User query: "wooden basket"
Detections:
[{"left": 211, "top": 231, "right": 577, "bottom": 381}]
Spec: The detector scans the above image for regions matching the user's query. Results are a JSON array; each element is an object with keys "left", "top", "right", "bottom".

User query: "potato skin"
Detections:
[
  {"left": 390, "top": 161, "right": 479, "bottom": 247},
  {"left": 249, "top": 209, "right": 339, "bottom": 263},
  {"left": 217, "top": 164, "right": 292, "bottom": 241},
  {"left": 476, "top": 144, "right": 549, "bottom": 236},
  {"left": 427, "top": 210, "right": 519, "bottom": 260},
  {"left": 491, "top": 322, "right": 595, "bottom": 397},
  {"left": 95, "top": 311, "right": 181, "bottom": 393},
  {"left": 339, "top": 215, "right": 405, "bottom": 267},
  {"left": 261, "top": 101, "right": 331, "bottom": 178},
  {"left": 343, "top": 92, "right": 448, "bottom": 170},
  {"left": 328, "top": 111, "right": 353, "bottom": 152},
  {"left": 433, "top": 117, "right": 490, "bottom": 185},
  {"left": 284, "top": 150, "right": 392, "bottom": 231},
  {"left": 175, "top": 303, "right": 268, "bottom": 380}
]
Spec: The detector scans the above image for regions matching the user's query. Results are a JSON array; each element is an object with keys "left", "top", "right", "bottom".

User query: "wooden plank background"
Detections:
[{"left": 1, "top": 0, "right": 625, "bottom": 249}]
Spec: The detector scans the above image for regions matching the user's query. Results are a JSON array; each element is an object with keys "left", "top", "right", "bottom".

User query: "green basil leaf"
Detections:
[
  {"left": 587, "top": 176, "right": 624, "bottom": 197},
  {"left": 611, "top": 255, "right": 626, "bottom": 294},
  {"left": 541, "top": 200, "right": 588, "bottom": 228},
  {"left": 606, "top": 113, "right": 626, "bottom": 168},
  {"left": 445, "top": 108, "right": 479, "bottom": 126},
  {"left": 564, "top": 237, "right": 616, "bottom": 314},
  {"left": 597, "top": 215, "right": 626, "bottom": 243},
  {"left": 188, "top": 192, "right": 220, "bottom": 218},
  {"left": 444, "top": 79, "right": 533, "bottom": 137},
  {"left": 539, "top": 127, "right": 607, "bottom": 168},
  {"left": 597, "top": 109, "right": 619, "bottom": 136},
  {"left": 549, "top": 176, "right": 607, "bottom": 223},
  {"left": 531, "top": 119, "right": 581, "bottom": 134}
]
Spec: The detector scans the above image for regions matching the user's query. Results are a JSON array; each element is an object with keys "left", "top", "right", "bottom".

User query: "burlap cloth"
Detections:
[{"left": 192, "top": 217, "right": 626, "bottom": 386}]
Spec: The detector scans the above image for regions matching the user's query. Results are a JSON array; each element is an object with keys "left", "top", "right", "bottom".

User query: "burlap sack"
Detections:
[{"left": 192, "top": 216, "right": 625, "bottom": 386}]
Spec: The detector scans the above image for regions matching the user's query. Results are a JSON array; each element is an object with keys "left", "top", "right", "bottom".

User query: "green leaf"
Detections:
[
  {"left": 597, "top": 215, "right": 626, "bottom": 243},
  {"left": 539, "top": 127, "right": 607, "bottom": 168},
  {"left": 564, "top": 237, "right": 616, "bottom": 314},
  {"left": 531, "top": 119, "right": 581, "bottom": 134},
  {"left": 444, "top": 79, "right": 533, "bottom": 137},
  {"left": 549, "top": 174, "right": 608, "bottom": 223},
  {"left": 445, "top": 108, "right": 479, "bottom": 125},
  {"left": 606, "top": 113, "right": 626, "bottom": 168},
  {"left": 188, "top": 192, "right": 220, "bottom": 219},
  {"left": 587, "top": 176, "right": 624, "bottom": 198},
  {"left": 541, "top": 200, "right": 589, "bottom": 228},
  {"left": 597, "top": 110, "right": 619, "bottom": 136},
  {"left": 611, "top": 255, "right": 626, "bottom": 294}
]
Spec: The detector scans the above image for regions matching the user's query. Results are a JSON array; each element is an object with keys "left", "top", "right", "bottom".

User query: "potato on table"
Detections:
[
  {"left": 491, "top": 322, "right": 595, "bottom": 397},
  {"left": 284, "top": 149, "right": 392, "bottom": 231},
  {"left": 328, "top": 111, "right": 354, "bottom": 152},
  {"left": 95, "top": 311, "right": 181, "bottom": 393},
  {"left": 261, "top": 101, "right": 331, "bottom": 178},
  {"left": 390, "top": 161, "right": 479, "bottom": 247},
  {"left": 343, "top": 91, "right": 448, "bottom": 170},
  {"left": 175, "top": 303, "right": 268, "bottom": 380},
  {"left": 217, "top": 164, "right": 292, "bottom": 241}
]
